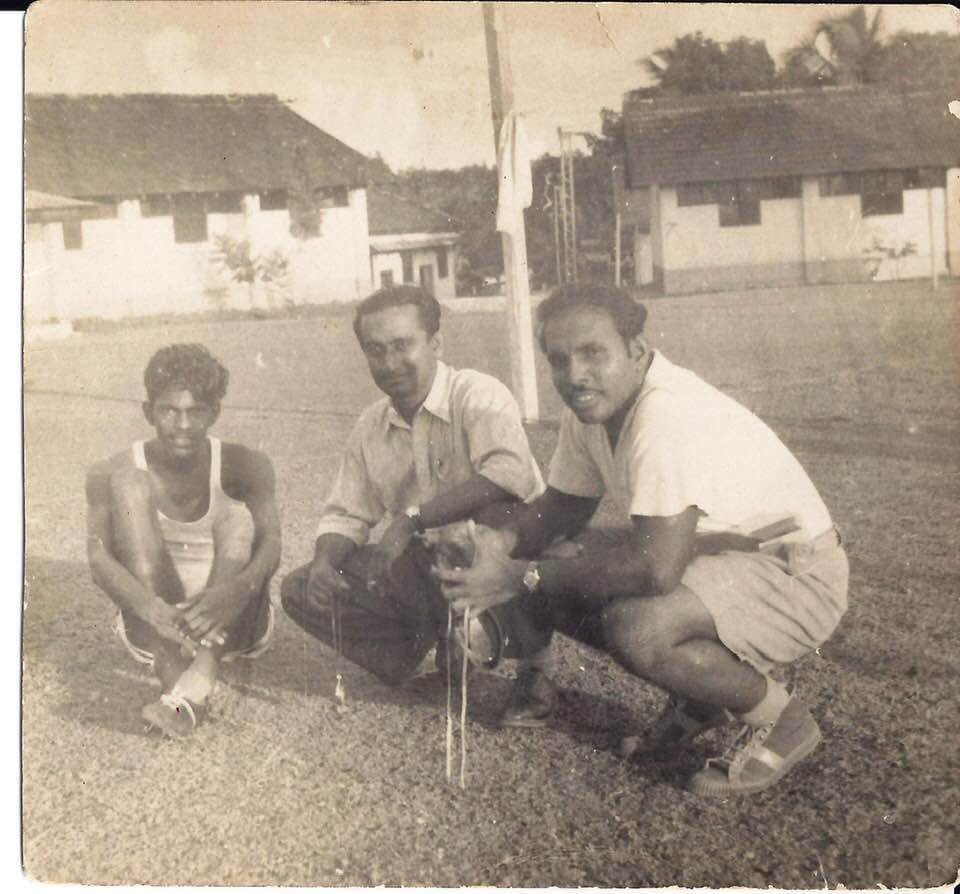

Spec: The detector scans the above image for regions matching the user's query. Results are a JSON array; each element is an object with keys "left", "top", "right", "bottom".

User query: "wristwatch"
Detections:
[
  {"left": 521, "top": 561, "right": 542, "bottom": 595},
  {"left": 403, "top": 504, "right": 426, "bottom": 534}
]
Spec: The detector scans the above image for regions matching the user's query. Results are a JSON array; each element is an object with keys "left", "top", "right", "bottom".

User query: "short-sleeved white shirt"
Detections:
[{"left": 547, "top": 351, "right": 833, "bottom": 539}]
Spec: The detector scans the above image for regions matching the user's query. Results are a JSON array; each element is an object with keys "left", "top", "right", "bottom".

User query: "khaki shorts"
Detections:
[{"left": 681, "top": 529, "right": 849, "bottom": 673}]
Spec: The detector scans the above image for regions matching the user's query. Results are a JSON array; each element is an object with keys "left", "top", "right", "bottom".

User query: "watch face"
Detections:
[{"left": 523, "top": 564, "right": 541, "bottom": 593}]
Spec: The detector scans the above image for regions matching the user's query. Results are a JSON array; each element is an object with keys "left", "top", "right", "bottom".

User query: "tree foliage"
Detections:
[
  {"left": 782, "top": 7, "right": 886, "bottom": 87},
  {"left": 641, "top": 31, "right": 778, "bottom": 95},
  {"left": 781, "top": 10, "right": 959, "bottom": 89}
]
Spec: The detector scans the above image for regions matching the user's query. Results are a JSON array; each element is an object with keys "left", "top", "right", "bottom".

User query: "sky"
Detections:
[{"left": 23, "top": 1, "right": 959, "bottom": 171}]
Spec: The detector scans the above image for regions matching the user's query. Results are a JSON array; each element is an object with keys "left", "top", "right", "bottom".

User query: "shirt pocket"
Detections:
[{"left": 428, "top": 428, "right": 455, "bottom": 483}]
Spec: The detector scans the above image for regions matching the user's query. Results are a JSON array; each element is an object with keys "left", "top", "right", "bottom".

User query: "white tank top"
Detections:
[{"left": 132, "top": 436, "right": 228, "bottom": 578}]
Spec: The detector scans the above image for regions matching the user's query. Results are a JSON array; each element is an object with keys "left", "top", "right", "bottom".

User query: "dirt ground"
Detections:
[{"left": 21, "top": 280, "right": 959, "bottom": 887}]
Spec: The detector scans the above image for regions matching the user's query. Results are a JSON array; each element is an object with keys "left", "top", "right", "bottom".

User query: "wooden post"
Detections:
[
  {"left": 483, "top": 1, "right": 539, "bottom": 421},
  {"left": 614, "top": 210, "right": 622, "bottom": 287},
  {"left": 928, "top": 187, "right": 939, "bottom": 290},
  {"left": 553, "top": 184, "right": 562, "bottom": 287}
]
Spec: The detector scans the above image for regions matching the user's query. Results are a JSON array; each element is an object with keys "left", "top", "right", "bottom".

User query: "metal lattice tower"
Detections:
[{"left": 558, "top": 128, "right": 578, "bottom": 283}]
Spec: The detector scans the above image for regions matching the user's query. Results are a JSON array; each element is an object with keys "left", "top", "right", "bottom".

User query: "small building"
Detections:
[
  {"left": 621, "top": 86, "right": 960, "bottom": 294},
  {"left": 24, "top": 93, "right": 374, "bottom": 322},
  {"left": 366, "top": 188, "right": 461, "bottom": 301}
]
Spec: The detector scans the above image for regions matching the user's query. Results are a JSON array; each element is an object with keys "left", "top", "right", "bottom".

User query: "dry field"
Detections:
[{"left": 22, "top": 280, "right": 959, "bottom": 887}]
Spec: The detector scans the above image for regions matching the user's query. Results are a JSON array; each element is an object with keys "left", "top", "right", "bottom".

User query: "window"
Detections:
[
  {"left": 903, "top": 168, "right": 945, "bottom": 190},
  {"left": 401, "top": 250, "right": 414, "bottom": 283},
  {"left": 677, "top": 182, "right": 721, "bottom": 207},
  {"left": 678, "top": 176, "right": 801, "bottom": 209},
  {"left": 86, "top": 200, "right": 118, "bottom": 219},
  {"left": 62, "top": 219, "right": 83, "bottom": 250},
  {"left": 818, "top": 173, "right": 861, "bottom": 197},
  {"left": 763, "top": 176, "right": 802, "bottom": 200},
  {"left": 419, "top": 264, "right": 435, "bottom": 295},
  {"left": 818, "top": 169, "right": 910, "bottom": 216},
  {"left": 141, "top": 195, "right": 173, "bottom": 217},
  {"left": 718, "top": 180, "right": 761, "bottom": 227},
  {"left": 206, "top": 192, "right": 243, "bottom": 214},
  {"left": 861, "top": 171, "right": 904, "bottom": 217},
  {"left": 173, "top": 195, "right": 207, "bottom": 243},
  {"left": 314, "top": 186, "right": 349, "bottom": 209},
  {"left": 259, "top": 190, "right": 288, "bottom": 211},
  {"left": 380, "top": 270, "right": 394, "bottom": 288},
  {"left": 437, "top": 247, "right": 449, "bottom": 279}
]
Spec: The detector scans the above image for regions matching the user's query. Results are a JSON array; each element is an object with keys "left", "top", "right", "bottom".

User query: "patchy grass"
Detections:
[{"left": 22, "top": 279, "right": 959, "bottom": 887}]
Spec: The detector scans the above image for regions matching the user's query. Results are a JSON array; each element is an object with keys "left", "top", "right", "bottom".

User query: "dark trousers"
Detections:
[{"left": 281, "top": 537, "right": 552, "bottom": 686}]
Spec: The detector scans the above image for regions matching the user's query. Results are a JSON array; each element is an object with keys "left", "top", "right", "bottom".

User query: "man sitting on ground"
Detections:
[
  {"left": 436, "top": 284, "right": 849, "bottom": 796},
  {"left": 280, "top": 285, "right": 549, "bottom": 707},
  {"left": 86, "top": 344, "right": 281, "bottom": 737}
]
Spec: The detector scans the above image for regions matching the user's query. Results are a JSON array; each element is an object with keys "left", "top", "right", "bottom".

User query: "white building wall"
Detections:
[
  {"left": 656, "top": 186, "right": 804, "bottom": 292},
  {"left": 23, "top": 187, "right": 375, "bottom": 321},
  {"left": 804, "top": 181, "right": 948, "bottom": 282},
  {"left": 948, "top": 168, "right": 960, "bottom": 277},
  {"left": 369, "top": 245, "right": 457, "bottom": 301},
  {"left": 649, "top": 176, "right": 950, "bottom": 294},
  {"left": 371, "top": 252, "right": 404, "bottom": 289},
  {"left": 662, "top": 191, "right": 803, "bottom": 267}
]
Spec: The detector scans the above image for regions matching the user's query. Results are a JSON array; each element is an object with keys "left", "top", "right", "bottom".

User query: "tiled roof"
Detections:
[
  {"left": 366, "top": 187, "right": 461, "bottom": 235},
  {"left": 622, "top": 87, "right": 960, "bottom": 186},
  {"left": 25, "top": 190, "right": 99, "bottom": 211},
  {"left": 25, "top": 93, "right": 371, "bottom": 198}
]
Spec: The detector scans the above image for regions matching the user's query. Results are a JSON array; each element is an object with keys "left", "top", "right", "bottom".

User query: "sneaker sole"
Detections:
[{"left": 687, "top": 726, "right": 822, "bottom": 797}]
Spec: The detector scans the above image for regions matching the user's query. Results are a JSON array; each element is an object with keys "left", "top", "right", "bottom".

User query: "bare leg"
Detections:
[
  {"left": 109, "top": 467, "right": 191, "bottom": 688},
  {"left": 601, "top": 586, "right": 767, "bottom": 714},
  {"left": 168, "top": 503, "right": 256, "bottom": 706}
]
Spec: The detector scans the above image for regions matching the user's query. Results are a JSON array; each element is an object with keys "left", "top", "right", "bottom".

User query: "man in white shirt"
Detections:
[
  {"left": 281, "top": 285, "right": 548, "bottom": 695},
  {"left": 436, "top": 284, "right": 849, "bottom": 796}
]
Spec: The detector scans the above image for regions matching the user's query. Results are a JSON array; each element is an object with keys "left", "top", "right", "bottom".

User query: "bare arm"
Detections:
[
  {"left": 507, "top": 486, "right": 600, "bottom": 558},
  {"left": 226, "top": 445, "right": 282, "bottom": 600},
  {"left": 435, "top": 505, "right": 700, "bottom": 613},
  {"left": 537, "top": 506, "right": 700, "bottom": 604},
  {"left": 85, "top": 462, "right": 183, "bottom": 643}
]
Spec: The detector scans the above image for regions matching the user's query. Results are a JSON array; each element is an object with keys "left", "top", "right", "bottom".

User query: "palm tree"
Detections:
[{"left": 783, "top": 7, "right": 885, "bottom": 87}]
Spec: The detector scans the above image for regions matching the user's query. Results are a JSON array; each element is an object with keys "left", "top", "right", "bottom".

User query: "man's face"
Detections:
[
  {"left": 143, "top": 387, "right": 218, "bottom": 463},
  {"left": 357, "top": 304, "right": 440, "bottom": 409},
  {"left": 542, "top": 306, "right": 646, "bottom": 425}
]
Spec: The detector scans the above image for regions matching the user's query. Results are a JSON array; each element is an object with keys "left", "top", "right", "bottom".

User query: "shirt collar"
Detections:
[
  {"left": 384, "top": 360, "right": 452, "bottom": 429},
  {"left": 616, "top": 349, "right": 667, "bottom": 434},
  {"left": 639, "top": 349, "right": 668, "bottom": 397}
]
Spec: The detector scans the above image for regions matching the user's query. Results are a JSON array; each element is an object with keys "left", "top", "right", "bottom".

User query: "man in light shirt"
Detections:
[
  {"left": 436, "top": 284, "right": 849, "bottom": 796},
  {"left": 281, "top": 285, "right": 549, "bottom": 705}
]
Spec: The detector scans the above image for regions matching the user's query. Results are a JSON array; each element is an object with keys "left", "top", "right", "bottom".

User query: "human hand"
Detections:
[
  {"left": 144, "top": 600, "right": 197, "bottom": 650},
  {"left": 307, "top": 555, "right": 351, "bottom": 609},
  {"left": 176, "top": 581, "right": 243, "bottom": 643},
  {"left": 365, "top": 516, "right": 415, "bottom": 595},
  {"left": 432, "top": 521, "right": 525, "bottom": 612}
]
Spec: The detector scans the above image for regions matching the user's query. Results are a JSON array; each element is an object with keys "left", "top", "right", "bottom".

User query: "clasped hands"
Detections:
[{"left": 148, "top": 582, "right": 243, "bottom": 653}]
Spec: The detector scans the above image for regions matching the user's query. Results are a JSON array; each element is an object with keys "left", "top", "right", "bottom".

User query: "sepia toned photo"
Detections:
[{"left": 21, "top": 1, "right": 959, "bottom": 887}]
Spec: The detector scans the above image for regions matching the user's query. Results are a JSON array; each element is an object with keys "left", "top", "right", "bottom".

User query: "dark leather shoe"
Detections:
[{"left": 498, "top": 667, "right": 556, "bottom": 728}]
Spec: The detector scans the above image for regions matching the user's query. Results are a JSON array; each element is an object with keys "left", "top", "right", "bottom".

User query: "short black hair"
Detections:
[
  {"left": 143, "top": 344, "right": 229, "bottom": 407},
  {"left": 353, "top": 284, "right": 442, "bottom": 340},
  {"left": 536, "top": 284, "right": 648, "bottom": 351}
]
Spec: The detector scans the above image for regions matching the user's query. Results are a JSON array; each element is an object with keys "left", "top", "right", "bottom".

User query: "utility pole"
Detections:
[
  {"left": 557, "top": 128, "right": 578, "bottom": 283},
  {"left": 482, "top": 2, "right": 539, "bottom": 421}
]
